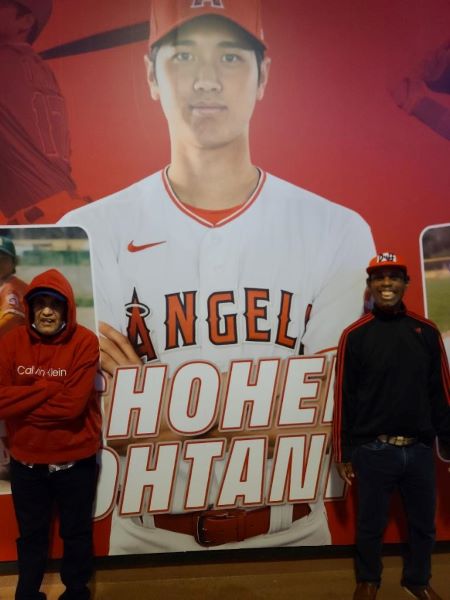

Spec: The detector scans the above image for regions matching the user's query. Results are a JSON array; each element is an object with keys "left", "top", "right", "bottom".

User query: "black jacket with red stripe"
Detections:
[{"left": 332, "top": 304, "right": 450, "bottom": 463}]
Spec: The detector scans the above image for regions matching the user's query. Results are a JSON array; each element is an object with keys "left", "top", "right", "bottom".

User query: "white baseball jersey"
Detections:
[{"left": 61, "top": 168, "right": 375, "bottom": 553}]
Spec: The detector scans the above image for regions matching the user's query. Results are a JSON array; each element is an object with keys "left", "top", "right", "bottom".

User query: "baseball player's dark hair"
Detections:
[
  {"left": 149, "top": 15, "right": 266, "bottom": 83},
  {"left": 13, "top": 2, "right": 38, "bottom": 44},
  {"left": 0, "top": 252, "right": 18, "bottom": 276}
]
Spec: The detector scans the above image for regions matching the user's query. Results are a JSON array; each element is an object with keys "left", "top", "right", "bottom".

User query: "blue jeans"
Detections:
[
  {"left": 10, "top": 455, "right": 98, "bottom": 600},
  {"left": 352, "top": 439, "right": 436, "bottom": 586}
]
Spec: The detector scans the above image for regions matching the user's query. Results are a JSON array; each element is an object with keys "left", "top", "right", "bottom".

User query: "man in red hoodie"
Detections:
[{"left": 0, "top": 268, "right": 101, "bottom": 600}]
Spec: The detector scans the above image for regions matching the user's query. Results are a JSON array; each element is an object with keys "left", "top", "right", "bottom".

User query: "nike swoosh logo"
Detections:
[{"left": 127, "top": 240, "right": 166, "bottom": 253}]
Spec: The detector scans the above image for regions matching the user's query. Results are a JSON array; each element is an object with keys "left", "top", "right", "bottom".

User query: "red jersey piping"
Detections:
[
  {"left": 332, "top": 312, "right": 374, "bottom": 462},
  {"left": 162, "top": 167, "right": 266, "bottom": 228}
]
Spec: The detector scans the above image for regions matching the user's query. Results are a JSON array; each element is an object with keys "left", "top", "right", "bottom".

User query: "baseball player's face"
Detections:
[
  {"left": 367, "top": 268, "right": 408, "bottom": 311},
  {"left": 145, "top": 17, "right": 270, "bottom": 150},
  {"left": 0, "top": 253, "right": 15, "bottom": 280},
  {"left": 0, "top": 0, "right": 33, "bottom": 43},
  {"left": 31, "top": 294, "right": 66, "bottom": 336}
]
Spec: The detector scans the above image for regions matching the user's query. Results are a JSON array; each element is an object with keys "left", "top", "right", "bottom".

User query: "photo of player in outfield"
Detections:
[
  {"left": 421, "top": 223, "right": 450, "bottom": 363},
  {"left": 61, "top": 0, "right": 375, "bottom": 554},
  {"left": 0, "top": 226, "right": 96, "bottom": 495},
  {"left": 0, "top": 235, "right": 27, "bottom": 486}
]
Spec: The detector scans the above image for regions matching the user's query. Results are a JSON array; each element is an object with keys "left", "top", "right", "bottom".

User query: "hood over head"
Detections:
[{"left": 24, "top": 269, "right": 77, "bottom": 341}]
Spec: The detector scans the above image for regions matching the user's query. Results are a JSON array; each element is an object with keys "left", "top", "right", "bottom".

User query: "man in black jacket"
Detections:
[{"left": 333, "top": 252, "right": 450, "bottom": 600}]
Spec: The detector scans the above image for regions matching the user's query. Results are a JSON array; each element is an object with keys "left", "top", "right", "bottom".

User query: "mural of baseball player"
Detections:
[
  {"left": 61, "top": 0, "right": 376, "bottom": 554},
  {"left": 0, "top": 0, "right": 88, "bottom": 225}
]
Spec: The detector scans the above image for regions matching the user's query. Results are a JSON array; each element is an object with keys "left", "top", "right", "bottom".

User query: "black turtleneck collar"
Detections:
[{"left": 372, "top": 302, "right": 407, "bottom": 321}]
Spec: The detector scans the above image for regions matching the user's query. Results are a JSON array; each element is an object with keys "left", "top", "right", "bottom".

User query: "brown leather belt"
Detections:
[
  {"left": 377, "top": 435, "right": 418, "bottom": 447},
  {"left": 153, "top": 504, "right": 311, "bottom": 547}
]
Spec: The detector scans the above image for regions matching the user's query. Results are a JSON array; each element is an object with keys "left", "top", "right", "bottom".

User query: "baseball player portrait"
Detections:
[
  {"left": 0, "top": 0, "right": 89, "bottom": 225},
  {"left": 61, "top": 0, "right": 376, "bottom": 554},
  {"left": 0, "top": 235, "right": 27, "bottom": 337}
]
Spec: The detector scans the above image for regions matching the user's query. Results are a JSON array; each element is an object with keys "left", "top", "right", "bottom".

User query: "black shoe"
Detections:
[{"left": 58, "top": 591, "right": 90, "bottom": 600}]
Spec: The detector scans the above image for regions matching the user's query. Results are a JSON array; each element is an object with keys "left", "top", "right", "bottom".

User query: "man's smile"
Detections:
[{"left": 380, "top": 290, "right": 395, "bottom": 300}]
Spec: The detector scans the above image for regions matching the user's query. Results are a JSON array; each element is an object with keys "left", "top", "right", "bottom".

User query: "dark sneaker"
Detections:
[
  {"left": 58, "top": 592, "right": 90, "bottom": 600},
  {"left": 353, "top": 582, "right": 379, "bottom": 599},
  {"left": 15, "top": 591, "right": 46, "bottom": 599}
]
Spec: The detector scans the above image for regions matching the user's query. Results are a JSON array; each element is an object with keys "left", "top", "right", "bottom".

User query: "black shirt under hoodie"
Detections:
[{"left": 333, "top": 303, "right": 450, "bottom": 463}]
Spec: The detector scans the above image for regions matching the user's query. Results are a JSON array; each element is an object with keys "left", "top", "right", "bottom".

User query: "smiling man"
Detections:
[
  {"left": 61, "top": 0, "right": 376, "bottom": 554},
  {"left": 333, "top": 252, "right": 450, "bottom": 600},
  {"left": 0, "top": 268, "right": 101, "bottom": 600}
]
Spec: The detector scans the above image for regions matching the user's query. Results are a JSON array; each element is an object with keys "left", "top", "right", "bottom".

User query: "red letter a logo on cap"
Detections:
[
  {"left": 191, "top": 0, "right": 225, "bottom": 8},
  {"left": 126, "top": 289, "right": 157, "bottom": 362}
]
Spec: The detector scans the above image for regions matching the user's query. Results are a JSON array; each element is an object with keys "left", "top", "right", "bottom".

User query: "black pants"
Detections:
[
  {"left": 353, "top": 440, "right": 436, "bottom": 587},
  {"left": 10, "top": 455, "right": 98, "bottom": 600}
]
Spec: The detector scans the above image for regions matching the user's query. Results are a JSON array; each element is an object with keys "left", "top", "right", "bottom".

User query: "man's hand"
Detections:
[
  {"left": 99, "top": 321, "right": 142, "bottom": 377},
  {"left": 98, "top": 322, "right": 146, "bottom": 453},
  {"left": 336, "top": 461, "right": 355, "bottom": 485},
  {"left": 98, "top": 321, "right": 182, "bottom": 452}
]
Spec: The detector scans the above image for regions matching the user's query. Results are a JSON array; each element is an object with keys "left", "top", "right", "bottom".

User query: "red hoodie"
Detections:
[{"left": 0, "top": 269, "right": 101, "bottom": 463}]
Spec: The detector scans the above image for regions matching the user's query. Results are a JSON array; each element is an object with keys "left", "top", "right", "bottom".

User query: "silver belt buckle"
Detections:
[{"left": 48, "top": 461, "right": 76, "bottom": 473}]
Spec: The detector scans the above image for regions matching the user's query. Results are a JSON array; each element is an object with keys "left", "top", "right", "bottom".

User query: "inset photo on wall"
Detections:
[
  {"left": 0, "top": 225, "right": 95, "bottom": 495},
  {"left": 420, "top": 223, "right": 450, "bottom": 361}
]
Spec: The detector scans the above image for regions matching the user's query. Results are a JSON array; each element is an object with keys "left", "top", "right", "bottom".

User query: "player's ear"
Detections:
[
  {"left": 256, "top": 57, "right": 271, "bottom": 101},
  {"left": 144, "top": 54, "right": 160, "bottom": 101}
]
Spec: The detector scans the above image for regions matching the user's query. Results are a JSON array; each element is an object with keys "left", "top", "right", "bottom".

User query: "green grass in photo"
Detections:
[{"left": 425, "top": 277, "right": 450, "bottom": 332}]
